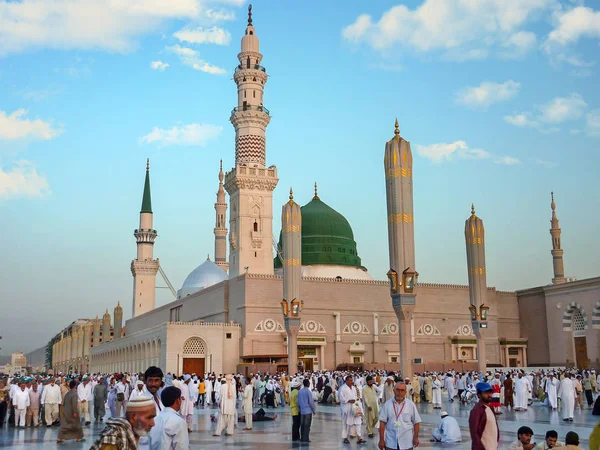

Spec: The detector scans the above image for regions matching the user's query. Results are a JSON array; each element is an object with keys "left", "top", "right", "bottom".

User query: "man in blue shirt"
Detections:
[{"left": 297, "top": 379, "right": 316, "bottom": 443}]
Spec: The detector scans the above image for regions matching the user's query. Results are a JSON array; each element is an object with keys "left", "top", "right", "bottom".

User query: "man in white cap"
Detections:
[
  {"left": 148, "top": 386, "right": 189, "bottom": 450},
  {"left": 181, "top": 375, "right": 194, "bottom": 432},
  {"left": 90, "top": 396, "right": 157, "bottom": 450},
  {"left": 290, "top": 379, "right": 301, "bottom": 441},
  {"left": 432, "top": 411, "right": 462, "bottom": 443},
  {"left": 41, "top": 378, "right": 62, "bottom": 427},
  {"left": 382, "top": 376, "right": 395, "bottom": 404},
  {"left": 130, "top": 381, "right": 147, "bottom": 401}
]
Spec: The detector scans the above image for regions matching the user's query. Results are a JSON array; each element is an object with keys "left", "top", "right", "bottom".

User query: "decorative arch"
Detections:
[
  {"left": 254, "top": 319, "right": 285, "bottom": 333},
  {"left": 183, "top": 337, "right": 207, "bottom": 356},
  {"left": 299, "top": 320, "right": 326, "bottom": 333},
  {"left": 381, "top": 323, "right": 398, "bottom": 335},
  {"left": 417, "top": 324, "right": 441, "bottom": 336},
  {"left": 343, "top": 321, "right": 369, "bottom": 334},
  {"left": 593, "top": 300, "right": 600, "bottom": 330},
  {"left": 562, "top": 302, "right": 588, "bottom": 331}
]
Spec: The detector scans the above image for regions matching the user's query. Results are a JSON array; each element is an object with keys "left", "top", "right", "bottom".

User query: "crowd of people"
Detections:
[{"left": 0, "top": 367, "right": 599, "bottom": 449}]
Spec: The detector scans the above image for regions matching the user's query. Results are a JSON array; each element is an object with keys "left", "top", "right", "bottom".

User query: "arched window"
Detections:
[
  {"left": 572, "top": 309, "right": 585, "bottom": 333},
  {"left": 183, "top": 337, "right": 206, "bottom": 356},
  {"left": 253, "top": 221, "right": 258, "bottom": 232}
]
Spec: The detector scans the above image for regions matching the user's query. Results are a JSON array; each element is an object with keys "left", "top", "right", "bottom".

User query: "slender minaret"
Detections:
[
  {"left": 384, "top": 119, "right": 417, "bottom": 377},
  {"left": 550, "top": 192, "right": 567, "bottom": 284},
  {"left": 214, "top": 161, "right": 229, "bottom": 273},
  {"left": 102, "top": 309, "right": 111, "bottom": 343},
  {"left": 92, "top": 316, "right": 100, "bottom": 347},
  {"left": 225, "top": 4, "right": 279, "bottom": 277},
  {"left": 131, "top": 159, "right": 160, "bottom": 317},
  {"left": 465, "top": 204, "right": 488, "bottom": 374},
  {"left": 113, "top": 302, "right": 123, "bottom": 339},
  {"left": 282, "top": 188, "right": 302, "bottom": 374}
]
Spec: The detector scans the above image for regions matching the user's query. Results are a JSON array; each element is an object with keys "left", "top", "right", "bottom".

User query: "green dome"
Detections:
[{"left": 274, "top": 195, "right": 362, "bottom": 269}]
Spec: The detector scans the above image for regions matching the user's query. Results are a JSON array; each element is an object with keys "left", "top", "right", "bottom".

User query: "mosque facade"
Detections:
[{"left": 49, "top": 7, "right": 599, "bottom": 376}]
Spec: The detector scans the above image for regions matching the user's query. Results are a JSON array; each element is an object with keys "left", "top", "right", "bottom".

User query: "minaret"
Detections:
[
  {"left": 225, "top": 4, "right": 279, "bottom": 277},
  {"left": 281, "top": 188, "right": 302, "bottom": 374},
  {"left": 131, "top": 159, "right": 160, "bottom": 317},
  {"left": 92, "top": 316, "right": 100, "bottom": 347},
  {"left": 550, "top": 192, "right": 566, "bottom": 284},
  {"left": 113, "top": 302, "right": 123, "bottom": 339},
  {"left": 214, "top": 160, "right": 229, "bottom": 273},
  {"left": 102, "top": 309, "right": 111, "bottom": 343},
  {"left": 465, "top": 204, "right": 488, "bottom": 374},
  {"left": 384, "top": 119, "right": 418, "bottom": 377}
]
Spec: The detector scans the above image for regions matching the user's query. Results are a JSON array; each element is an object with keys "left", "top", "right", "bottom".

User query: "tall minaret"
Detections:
[
  {"left": 92, "top": 316, "right": 100, "bottom": 347},
  {"left": 465, "top": 204, "right": 488, "bottom": 374},
  {"left": 550, "top": 192, "right": 566, "bottom": 284},
  {"left": 131, "top": 159, "right": 160, "bottom": 316},
  {"left": 214, "top": 161, "right": 229, "bottom": 273},
  {"left": 384, "top": 119, "right": 417, "bottom": 377},
  {"left": 281, "top": 188, "right": 302, "bottom": 374},
  {"left": 102, "top": 309, "right": 111, "bottom": 343},
  {"left": 113, "top": 302, "right": 123, "bottom": 339},
  {"left": 225, "top": 4, "right": 279, "bottom": 277}
]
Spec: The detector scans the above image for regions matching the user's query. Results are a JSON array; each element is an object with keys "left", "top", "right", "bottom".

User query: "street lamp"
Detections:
[
  {"left": 386, "top": 269, "right": 400, "bottom": 294},
  {"left": 468, "top": 304, "right": 490, "bottom": 327},
  {"left": 402, "top": 267, "right": 419, "bottom": 293},
  {"left": 281, "top": 299, "right": 303, "bottom": 317}
]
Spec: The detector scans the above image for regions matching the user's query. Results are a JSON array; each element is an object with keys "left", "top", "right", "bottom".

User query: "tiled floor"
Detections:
[{"left": 0, "top": 400, "right": 597, "bottom": 449}]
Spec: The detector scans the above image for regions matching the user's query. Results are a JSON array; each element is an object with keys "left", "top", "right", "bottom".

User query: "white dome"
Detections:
[{"left": 177, "top": 258, "right": 228, "bottom": 299}]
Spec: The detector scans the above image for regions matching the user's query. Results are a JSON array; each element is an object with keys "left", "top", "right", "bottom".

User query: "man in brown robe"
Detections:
[
  {"left": 504, "top": 375, "right": 514, "bottom": 410},
  {"left": 57, "top": 381, "right": 84, "bottom": 443}
]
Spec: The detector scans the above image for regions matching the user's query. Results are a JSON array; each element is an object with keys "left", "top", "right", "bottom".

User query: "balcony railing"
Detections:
[
  {"left": 234, "top": 64, "right": 266, "bottom": 73},
  {"left": 232, "top": 105, "right": 270, "bottom": 115}
]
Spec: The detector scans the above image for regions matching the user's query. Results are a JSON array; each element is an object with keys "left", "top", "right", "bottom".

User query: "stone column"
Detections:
[
  {"left": 393, "top": 298, "right": 415, "bottom": 377},
  {"left": 285, "top": 318, "right": 301, "bottom": 375}
]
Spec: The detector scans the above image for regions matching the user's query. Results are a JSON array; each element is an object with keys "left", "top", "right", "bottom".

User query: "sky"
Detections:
[{"left": 0, "top": 0, "right": 599, "bottom": 355}]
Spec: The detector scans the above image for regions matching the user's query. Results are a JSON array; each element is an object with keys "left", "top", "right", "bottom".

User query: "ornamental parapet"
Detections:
[
  {"left": 224, "top": 165, "right": 278, "bottom": 193},
  {"left": 168, "top": 321, "right": 241, "bottom": 328}
]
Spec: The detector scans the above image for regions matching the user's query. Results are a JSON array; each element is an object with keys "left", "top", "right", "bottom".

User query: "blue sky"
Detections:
[{"left": 0, "top": 0, "right": 599, "bottom": 354}]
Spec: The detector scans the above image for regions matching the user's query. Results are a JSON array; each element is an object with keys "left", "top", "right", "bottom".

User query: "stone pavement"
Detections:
[{"left": 0, "top": 400, "right": 597, "bottom": 449}]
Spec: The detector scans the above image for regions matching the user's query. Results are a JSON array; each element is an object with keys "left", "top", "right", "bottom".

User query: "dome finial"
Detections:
[
  {"left": 248, "top": 4, "right": 252, "bottom": 25},
  {"left": 207, "top": 254, "right": 210, "bottom": 260},
  {"left": 146, "top": 158, "right": 150, "bottom": 172},
  {"left": 289, "top": 187, "right": 294, "bottom": 200},
  {"left": 551, "top": 191, "right": 555, "bottom": 211},
  {"left": 218, "top": 160, "right": 224, "bottom": 183},
  {"left": 471, "top": 203, "right": 475, "bottom": 216},
  {"left": 313, "top": 182, "right": 320, "bottom": 200},
  {"left": 394, "top": 118, "right": 399, "bottom": 136}
]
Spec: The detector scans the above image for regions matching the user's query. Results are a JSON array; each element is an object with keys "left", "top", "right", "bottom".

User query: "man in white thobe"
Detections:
[
  {"left": 545, "top": 374, "right": 559, "bottom": 409},
  {"left": 339, "top": 376, "right": 365, "bottom": 443},
  {"left": 76, "top": 377, "right": 93, "bottom": 425},
  {"left": 432, "top": 376, "right": 443, "bottom": 409},
  {"left": 213, "top": 375, "right": 236, "bottom": 436},
  {"left": 515, "top": 374, "right": 531, "bottom": 411},
  {"left": 180, "top": 376, "right": 195, "bottom": 432},
  {"left": 432, "top": 411, "right": 462, "bottom": 443},
  {"left": 444, "top": 374, "right": 455, "bottom": 403},
  {"left": 558, "top": 373, "right": 575, "bottom": 421},
  {"left": 149, "top": 386, "right": 189, "bottom": 450}
]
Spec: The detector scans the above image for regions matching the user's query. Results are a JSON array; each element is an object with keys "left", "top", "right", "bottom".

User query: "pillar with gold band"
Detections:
[
  {"left": 465, "top": 204, "right": 489, "bottom": 373},
  {"left": 384, "top": 119, "right": 418, "bottom": 378},
  {"left": 280, "top": 188, "right": 302, "bottom": 374}
]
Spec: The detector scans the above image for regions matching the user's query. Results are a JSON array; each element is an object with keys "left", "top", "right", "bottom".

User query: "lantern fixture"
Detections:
[
  {"left": 386, "top": 269, "right": 400, "bottom": 295},
  {"left": 281, "top": 300, "right": 289, "bottom": 317},
  {"left": 402, "top": 267, "right": 419, "bottom": 293},
  {"left": 290, "top": 298, "right": 303, "bottom": 317},
  {"left": 469, "top": 304, "right": 489, "bottom": 322}
]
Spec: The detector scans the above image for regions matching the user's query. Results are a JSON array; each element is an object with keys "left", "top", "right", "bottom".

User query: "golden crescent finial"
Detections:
[
  {"left": 313, "top": 182, "right": 320, "bottom": 200},
  {"left": 394, "top": 118, "right": 399, "bottom": 136},
  {"left": 289, "top": 187, "right": 294, "bottom": 200},
  {"left": 471, "top": 203, "right": 475, "bottom": 216}
]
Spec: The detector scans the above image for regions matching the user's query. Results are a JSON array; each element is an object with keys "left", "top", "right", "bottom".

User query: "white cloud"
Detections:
[
  {"left": 0, "top": 109, "right": 62, "bottom": 140},
  {"left": 547, "top": 6, "right": 600, "bottom": 46},
  {"left": 500, "top": 31, "right": 537, "bottom": 58},
  {"left": 504, "top": 112, "right": 539, "bottom": 128},
  {"left": 174, "top": 26, "right": 231, "bottom": 45},
  {"left": 587, "top": 110, "right": 600, "bottom": 136},
  {"left": 538, "top": 93, "right": 587, "bottom": 123},
  {"left": 166, "top": 45, "right": 226, "bottom": 75},
  {"left": 342, "top": 0, "right": 554, "bottom": 60},
  {"left": 139, "top": 123, "right": 222, "bottom": 147},
  {"left": 495, "top": 156, "right": 521, "bottom": 165},
  {"left": 455, "top": 80, "right": 520, "bottom": 109},
  {"left": 416, "top": 140, "right": 491, "bottom": 163},
  {"left": 204, "top": 8, "right": 236, "bottom": 22},
  {"left": 0, "top": 161, "right": 50, "bottom": 199},
  {"left": 150, "top": 60, "right": 170, "bottom": 70},
  {"left": 0, "top": 0, "right": 240, "bottom": 56}
]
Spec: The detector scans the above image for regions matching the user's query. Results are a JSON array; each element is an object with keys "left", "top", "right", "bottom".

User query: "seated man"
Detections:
[
  {"left": 535, "top": 430, "right": 564, "bottom": 450},
  {"left": 431, "top": 411, "right": 462, "bottom": 443},
  {"left": 555, "top": 431, "right": 583, "bottom": 450},
  {"left": 509, "top": 426, "right": 536, "bottom": 450}
]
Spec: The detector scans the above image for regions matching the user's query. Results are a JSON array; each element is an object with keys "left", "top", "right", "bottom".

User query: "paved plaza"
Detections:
[{"left": 0, "top": 400, "right": 597, "bottom": 449}]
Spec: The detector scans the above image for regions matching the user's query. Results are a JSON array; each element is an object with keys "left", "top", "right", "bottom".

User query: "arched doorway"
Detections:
[
  {"left": 563, "top": 302, "right": 589, "bottom": 368},
  {"left": 182, "top": 337, "right": 207, "bottom": 375}
]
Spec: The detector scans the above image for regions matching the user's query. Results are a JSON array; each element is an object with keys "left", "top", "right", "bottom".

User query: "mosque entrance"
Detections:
[
  {"left": 183, "top": 357, "right": 205, "bottom": 375},
  {"left": 299, "top": 358, "right": 314, "bottom": 371},
  {"left": 574, "top": 337, "right": 589, "bottom": 368}
]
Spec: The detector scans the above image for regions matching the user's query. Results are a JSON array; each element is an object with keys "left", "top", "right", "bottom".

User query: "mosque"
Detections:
[{"left": 50, "top": 7, "right": 600, "bottom": 376}]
